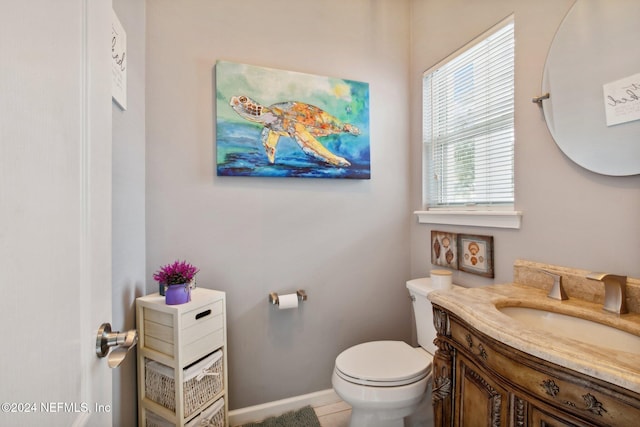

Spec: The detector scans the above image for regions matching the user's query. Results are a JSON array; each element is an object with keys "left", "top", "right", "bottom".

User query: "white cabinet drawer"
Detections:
[
  {"left": 183, "top": 313, "right": 223, "bottom": 346},
  {"left": 183, "top": 329, "right": 224, "bottom": 365},
  {"left": 142, "top": 297, "right": 224, "bottom": 358},
  {"left": 181, "top": 300, "right": 223, "bottom": 330}
]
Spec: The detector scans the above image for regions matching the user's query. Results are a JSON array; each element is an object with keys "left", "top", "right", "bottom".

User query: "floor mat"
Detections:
[{"left": 239, "top": 406, "right": 321, "bottom": 427}]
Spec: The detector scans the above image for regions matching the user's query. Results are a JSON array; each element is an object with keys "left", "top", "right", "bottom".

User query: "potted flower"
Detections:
[{"left": 153, "top": 260, "right": 199, "bottom": 305}]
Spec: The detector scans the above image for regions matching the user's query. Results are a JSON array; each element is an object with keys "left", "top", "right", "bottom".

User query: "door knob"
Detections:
[{"left": 96, "top": 323, "right": 138, "bottom": 368}]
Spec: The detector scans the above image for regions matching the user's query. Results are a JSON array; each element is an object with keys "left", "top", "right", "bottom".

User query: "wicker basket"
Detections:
[
  {"left": 145, "top": 398, "right": 225, "bottom": 427},
  {"left": 188, "top": 398, "right": 225, "bottom": 427},
  {"left": 145, "top": 350, "right": 224, "bottom": 418}
]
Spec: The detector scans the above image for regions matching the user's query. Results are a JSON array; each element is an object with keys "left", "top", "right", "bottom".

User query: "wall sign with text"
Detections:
[
  {"left": 603, "top": 72, "right": 640, "bottom": 127},
  {"left": 111, "top": 10, "right": 127, "bottom": 110}
]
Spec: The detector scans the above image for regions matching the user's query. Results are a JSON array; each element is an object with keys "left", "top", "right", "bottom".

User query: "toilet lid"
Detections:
[{"left": 335, "top": 341, "right": 432, "bottom": 386}]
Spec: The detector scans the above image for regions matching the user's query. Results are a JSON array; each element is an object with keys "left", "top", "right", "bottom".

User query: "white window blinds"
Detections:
[{"left": 423, "top": 17, "right": 514, "bottom": 209}]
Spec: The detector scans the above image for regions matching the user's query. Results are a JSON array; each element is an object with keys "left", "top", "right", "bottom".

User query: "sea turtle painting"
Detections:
[
  {"left": 215, "top": 60, "right": 370, "bottom": 179},
  {"left": 229, "top": 95, "right": 360, "bottom": 167}
]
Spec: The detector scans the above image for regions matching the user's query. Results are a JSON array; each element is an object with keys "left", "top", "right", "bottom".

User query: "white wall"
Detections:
[
  {"left": 409, "top": 0, "right": 640, "bottom": 285},
  {"left": 112, "top": 1, "right": 146, "bottom": 426},
  {"left": 145, "top": 0, "right": 412, "bottom": 409}
]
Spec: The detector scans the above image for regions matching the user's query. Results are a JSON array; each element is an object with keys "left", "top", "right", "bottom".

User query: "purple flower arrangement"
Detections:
[{"left": 153, "top": 260, "right": 199, "bottom": 286}]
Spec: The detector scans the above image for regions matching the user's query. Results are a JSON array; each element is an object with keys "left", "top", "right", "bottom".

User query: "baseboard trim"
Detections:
[{"left": 228, "top": 389, "right": 341, "bottom": 426}]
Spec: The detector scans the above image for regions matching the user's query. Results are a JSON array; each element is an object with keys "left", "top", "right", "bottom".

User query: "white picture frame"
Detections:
[{"left": 111, "top": 10, "right": 127, "bottom": 110}]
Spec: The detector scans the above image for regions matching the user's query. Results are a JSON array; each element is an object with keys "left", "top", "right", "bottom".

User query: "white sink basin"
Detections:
[{"left": 498, "top": 306, "right": 640, "bottom": 355}]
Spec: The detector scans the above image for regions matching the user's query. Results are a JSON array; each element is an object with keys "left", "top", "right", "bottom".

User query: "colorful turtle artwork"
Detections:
[{"left": 229, "top": 95, "right": 360, "bottom": 167}]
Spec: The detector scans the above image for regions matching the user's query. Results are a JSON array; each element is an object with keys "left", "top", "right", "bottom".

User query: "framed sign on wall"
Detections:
[{"left": 111, "top": 10, "right": 127, "bottom": 110}]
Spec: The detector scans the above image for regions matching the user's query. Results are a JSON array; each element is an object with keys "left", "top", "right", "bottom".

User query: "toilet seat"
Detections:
[{"left": 334, "top": 341, "right": 432, "bottom": 387}]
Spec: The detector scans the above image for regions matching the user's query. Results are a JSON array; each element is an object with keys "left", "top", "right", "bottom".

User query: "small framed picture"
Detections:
[
  {"left": 457, "top": 234, "right": 494, "bottom": 278},
  {"left": 431, "top": 230, "right": 458, "bottom": 269}
]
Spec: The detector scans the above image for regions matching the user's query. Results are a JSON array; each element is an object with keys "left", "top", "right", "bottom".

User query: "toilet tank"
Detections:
[{"left": 406, "top": 277, "right": 457, "bottom": 355}]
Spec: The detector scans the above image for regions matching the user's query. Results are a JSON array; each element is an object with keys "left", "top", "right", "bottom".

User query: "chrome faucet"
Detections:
[
  {"left": 541, "top": 269, "right": 568, "bottom": 300},
  {"left": 587, "top": 272, "right": 628, "bottom": 314}
]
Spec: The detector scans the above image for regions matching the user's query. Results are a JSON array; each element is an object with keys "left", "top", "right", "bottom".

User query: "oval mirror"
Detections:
[{"left": 541, "top": 0, "right": 640, "bottom": 176}]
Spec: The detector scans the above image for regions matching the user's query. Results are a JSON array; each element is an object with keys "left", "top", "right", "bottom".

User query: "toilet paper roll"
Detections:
[
  {"left": 431, "top": 269, "right": 453, "bottom": 289},
  {"left": 277, "top": 293, "right": 299, "bottom": 310}
]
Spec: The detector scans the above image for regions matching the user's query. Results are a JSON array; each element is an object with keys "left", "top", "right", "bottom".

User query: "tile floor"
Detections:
[
  {"left": 313, "top": 400, "right": 352, "bottom": 427},
  {"left": 312, "top": 390, "right": 433, "bottom": 427}
]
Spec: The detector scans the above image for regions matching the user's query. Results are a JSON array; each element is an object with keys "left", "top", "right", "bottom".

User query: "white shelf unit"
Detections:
[{"left": 137, "top": 288, "right": 228, "bottom": 426}]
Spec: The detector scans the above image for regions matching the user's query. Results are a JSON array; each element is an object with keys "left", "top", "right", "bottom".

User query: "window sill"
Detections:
[{"left": 414, "top": 210, "right": 522, "bottom": 229}]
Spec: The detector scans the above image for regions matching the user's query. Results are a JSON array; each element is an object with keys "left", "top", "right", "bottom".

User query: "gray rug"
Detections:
[{"left": 240, "top": 406, "right": 321, "bottom": 427}]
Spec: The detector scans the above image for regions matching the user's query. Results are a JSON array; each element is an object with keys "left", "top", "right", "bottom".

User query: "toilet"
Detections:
[{"left": 332, "top": 277, "right": 456, "bottom": 427}]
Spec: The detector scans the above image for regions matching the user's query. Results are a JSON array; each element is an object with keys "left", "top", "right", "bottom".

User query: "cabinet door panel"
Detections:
[
  {"left": 530, "top": 404, "right": 592, "bottom": 427},
  {"left": 456, "top": 356, "right": 508, "bottom": 427}
]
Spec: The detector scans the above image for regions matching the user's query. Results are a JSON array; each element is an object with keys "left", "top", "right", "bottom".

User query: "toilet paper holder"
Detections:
[{"left": 269, "top": 289, "right": 307, "bottom": 305}]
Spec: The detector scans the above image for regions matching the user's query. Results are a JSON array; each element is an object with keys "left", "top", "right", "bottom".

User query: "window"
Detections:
[{"left": 423, "top": 16, "right": 514, "bottom": 210}]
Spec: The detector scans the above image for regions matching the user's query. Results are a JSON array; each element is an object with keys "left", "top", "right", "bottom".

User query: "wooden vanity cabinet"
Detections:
[{"left": 431, "top": 304, "right": 640, "bottom": 427}]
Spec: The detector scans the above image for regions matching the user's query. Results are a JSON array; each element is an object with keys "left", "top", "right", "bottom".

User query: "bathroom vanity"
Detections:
[{"left": 429, "top": 260, "right": 640, "bottom": 426}]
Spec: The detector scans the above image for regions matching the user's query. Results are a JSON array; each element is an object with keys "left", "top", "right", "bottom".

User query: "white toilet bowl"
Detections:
[
  {"left": 332, "top": 278, "right": 457, "bottom": 426},
  {"left": 331, "top": 340, "right": 433, "bottom": 427}
]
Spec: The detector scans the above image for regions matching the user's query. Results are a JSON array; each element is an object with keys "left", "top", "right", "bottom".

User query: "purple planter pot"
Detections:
[{"left": 165, "top": 284, "right": 191, "bottom": 305}]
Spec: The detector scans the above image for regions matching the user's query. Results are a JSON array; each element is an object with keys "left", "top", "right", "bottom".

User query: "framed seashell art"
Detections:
[
  {"left": 430, "top": 231, "right": 495, "bottom": 278},
  {"left": 431, "top": 230, "right": 458, "bottom": 269},
  {"left": 458, "top": 234, "right": 494, "bottom": 278}
]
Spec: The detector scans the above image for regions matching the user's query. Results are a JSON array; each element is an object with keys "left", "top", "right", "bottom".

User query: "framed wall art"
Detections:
[
  {"left": 431, "top": 230, "right": 458, "bottom": 269},
  {"left": 111, "top": 10, "right": 127, "bottom": 110},
  {"left": 215, "top": 61, "right": 370, "bottom": 179},
  {"left": 457, "top": 234, "right": 494, "bottom": 278}
]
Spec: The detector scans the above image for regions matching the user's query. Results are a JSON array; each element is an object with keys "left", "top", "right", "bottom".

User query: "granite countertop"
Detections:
[{"left": 428, "top": 283, "right": 640, "bottom": 394}]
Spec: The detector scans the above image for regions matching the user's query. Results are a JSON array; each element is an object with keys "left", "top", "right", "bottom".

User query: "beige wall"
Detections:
[
  {"left": 409, "top": 0, "right": 640, "bottom": 286},
  {"left": 146, "top": 0, "right": 412, "bottom": 409}
]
